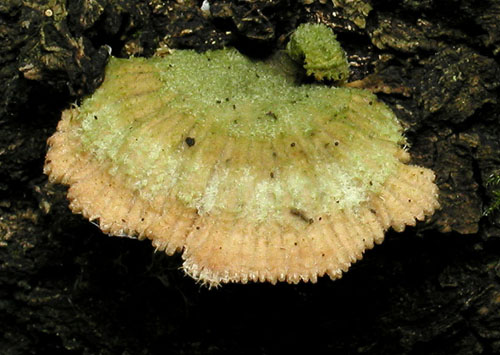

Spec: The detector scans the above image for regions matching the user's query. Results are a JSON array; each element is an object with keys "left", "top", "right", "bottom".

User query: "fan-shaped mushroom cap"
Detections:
[{"left": 44, "top": 48, "right": 439, "bottom": 286}]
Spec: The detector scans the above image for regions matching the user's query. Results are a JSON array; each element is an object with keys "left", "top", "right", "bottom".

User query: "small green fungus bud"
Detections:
[{"left": 286, "top": 22, "right": 350, "bottom": 82}]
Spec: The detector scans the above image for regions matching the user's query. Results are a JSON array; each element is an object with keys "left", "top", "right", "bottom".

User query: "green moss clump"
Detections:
[
  {"left": 484, "top": 174, "right": 500, "bottom": 216},
  {"left": 332, "top": 0, "right": 372, "bottom": 29},
  {"left": 286, "top": 23, "right": 349, "bottom": 82}
]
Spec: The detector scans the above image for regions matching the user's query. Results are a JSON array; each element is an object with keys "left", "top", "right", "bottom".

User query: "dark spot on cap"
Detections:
[
  {"left": 266, "top": 111, "right": 278, "bottom": 120},
  {"left": 185, "top": 137, "right": 196, "bottom": 147},
  {"left": 290, "top": 208, "right": 313, "bottom": 224}
]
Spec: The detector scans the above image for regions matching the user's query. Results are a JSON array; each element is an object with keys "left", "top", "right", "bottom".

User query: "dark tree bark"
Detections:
[{"left": 1, "top": 0, "right": 499, "bottom": 354}]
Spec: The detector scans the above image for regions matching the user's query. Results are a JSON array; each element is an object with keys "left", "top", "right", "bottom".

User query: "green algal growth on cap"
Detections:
[
  {"left": 72, "top": 50, "right": 401, "bottom": 219},
  {"left": 286, "top": 23, "right": 350, "bottom": 82}
]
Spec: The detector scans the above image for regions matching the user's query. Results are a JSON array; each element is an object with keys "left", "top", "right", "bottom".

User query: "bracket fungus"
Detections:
[{"left": 44, "top": 26, "right": 439, "bottom": 286}]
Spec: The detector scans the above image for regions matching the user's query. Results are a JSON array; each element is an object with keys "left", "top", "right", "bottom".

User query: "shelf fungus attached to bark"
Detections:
[{"left": 44, "top": 28, "right": 439, "bottom": 286}]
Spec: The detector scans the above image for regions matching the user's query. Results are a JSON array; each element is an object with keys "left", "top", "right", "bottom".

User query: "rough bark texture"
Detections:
[{"left": 1, "top": 0, "right": 500, "bottom": 354}]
